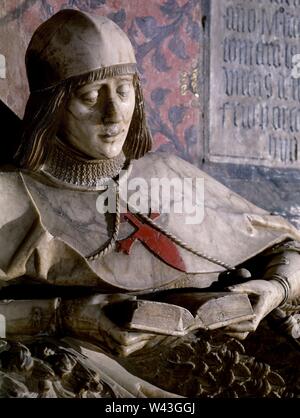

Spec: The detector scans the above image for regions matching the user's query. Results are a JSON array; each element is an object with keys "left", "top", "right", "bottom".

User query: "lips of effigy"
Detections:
[{"left": 101, "top": 125, "right": 122, "bottom": 140}]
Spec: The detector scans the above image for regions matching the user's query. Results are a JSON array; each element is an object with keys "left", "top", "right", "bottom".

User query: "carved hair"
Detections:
[{"left": 15, "top": 65, "right": 152, "bottom": 171}]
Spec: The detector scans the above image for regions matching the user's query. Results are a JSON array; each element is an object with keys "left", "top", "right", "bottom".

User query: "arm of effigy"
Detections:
[
  {"left": 59, "top": 295, "right": 161, "bottom": 357},
  {"left": 0, "top": 294, "right": 161, "bottom": 357},
  {"left": 262, "top": 240, "right": 300, "bottom": 307},
  {"left": 223, "top": 240, "right": 300, "bottom": 339}
]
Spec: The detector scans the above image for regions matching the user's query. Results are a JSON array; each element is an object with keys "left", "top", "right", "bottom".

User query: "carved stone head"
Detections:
[{"left": 15, "top": 9, "right": 152, "bottom": 170}]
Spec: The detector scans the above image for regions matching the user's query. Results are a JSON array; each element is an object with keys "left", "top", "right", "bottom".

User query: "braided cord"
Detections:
[
  {"left": 127, "top": 204, "right": 235, "bottom": 271},
  {"left": 282, "top": 301, "right": 300, "bottom": 313},
  {"left": 85, "top": 186, "right": 234, "bottom": 271},
  {"left": 86, "top": 180, "right": 120, "bottom": 261}
]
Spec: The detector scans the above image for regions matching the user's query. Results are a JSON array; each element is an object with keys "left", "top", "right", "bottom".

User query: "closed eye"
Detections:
[
  {"left": 79, "top": 90, "right": 99, "bottom": 105},
  {"left": 117, "top": 84, "right": 132, "bottom": 98}
]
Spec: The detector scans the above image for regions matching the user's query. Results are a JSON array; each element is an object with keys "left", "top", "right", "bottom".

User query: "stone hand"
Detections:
[
  {"left": 96, "top": 306, "right": 168, "bottom": 356},
  {"left": 223, "top": 279, "right": 286, "bottom": 340},
  {"left": 61, "top": 294, "right": 165, "bottom": 357}
]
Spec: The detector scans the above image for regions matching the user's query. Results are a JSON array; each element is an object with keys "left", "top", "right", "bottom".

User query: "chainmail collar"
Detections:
[{"left": 40, "top": 138, "right": 127, "bottom": 191}]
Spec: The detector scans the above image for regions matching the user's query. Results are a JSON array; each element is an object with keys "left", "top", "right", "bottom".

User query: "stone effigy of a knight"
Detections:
[{"left": 0, "top": 9, "right": 300, "bottom": 398}]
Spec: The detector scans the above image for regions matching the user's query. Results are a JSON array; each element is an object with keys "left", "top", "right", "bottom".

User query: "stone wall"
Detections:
[{"left": 201, "top": 0, "right": 300, "bottom": 228}]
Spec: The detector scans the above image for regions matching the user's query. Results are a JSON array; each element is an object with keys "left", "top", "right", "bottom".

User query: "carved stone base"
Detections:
[
  {"left": 0, "top": 318, "right": 300, "bottom": 398},
  {"left": 119, "top": 319, "right": 300, "bottom": 398}
]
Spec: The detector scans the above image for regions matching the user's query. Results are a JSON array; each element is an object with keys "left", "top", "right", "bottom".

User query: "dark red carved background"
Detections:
[{"left": 0, "top": 0, "right": 202, "bottom": 164}]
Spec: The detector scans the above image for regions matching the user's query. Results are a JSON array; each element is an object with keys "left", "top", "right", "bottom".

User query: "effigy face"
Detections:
[
  {"left": 59, "top": 76, "right": 135, "bottom": 159},
  {"left": 15, "top": 9, "right": 151, "bottom": 171}
]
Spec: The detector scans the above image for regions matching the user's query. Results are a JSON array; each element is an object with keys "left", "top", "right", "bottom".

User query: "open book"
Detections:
[{"left": 104, "top": 291, "right": 255, "bottom": 336}]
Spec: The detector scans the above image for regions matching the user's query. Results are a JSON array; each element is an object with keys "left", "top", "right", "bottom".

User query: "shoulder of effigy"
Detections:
[
  {"left": 130, "top": 152, "right": 268, "bottom": 215},
  {"left": 130, "top": 151, "right": 208, "bottom": 178}
]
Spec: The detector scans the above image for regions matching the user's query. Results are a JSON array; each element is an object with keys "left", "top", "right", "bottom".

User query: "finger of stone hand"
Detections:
[
  {"left": 116, "top": 339, "right": 152, "bottom": 357},
  {"left": 115, "top": 335, "right": 165, "bottom": 357},
  {"left": 109, "top": 325, "right": 155, "bottom": 346},
  {"left": 98, "top": 312, "right": 155, "bottom": 345},
  {"left": 224, "top": 319, "right": 257, "bottom": 333},
  {"left": 112, "top": 330, "right": 155, "bottom": 346},
  {"left": 251, "top": 292, "right": 267, "bottom": 320},
  {"left": 226, "top": 294, "right": 267, "bottom": 333},
  {"left": 225, "top": 331, "right": 249, "bottom": 340},
  {"left": 228, "top": 282, "right": 259, "bottom": 295}
]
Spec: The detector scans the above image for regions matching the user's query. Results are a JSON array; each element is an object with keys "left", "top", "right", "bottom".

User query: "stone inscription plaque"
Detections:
[{"left": 208, "top": 0, "right": 300, "bottom": 168}]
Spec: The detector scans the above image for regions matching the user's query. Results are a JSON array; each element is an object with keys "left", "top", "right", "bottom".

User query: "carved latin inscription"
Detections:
[{"left": 208, "top": 0, "right": 300, "bottom": 167}]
